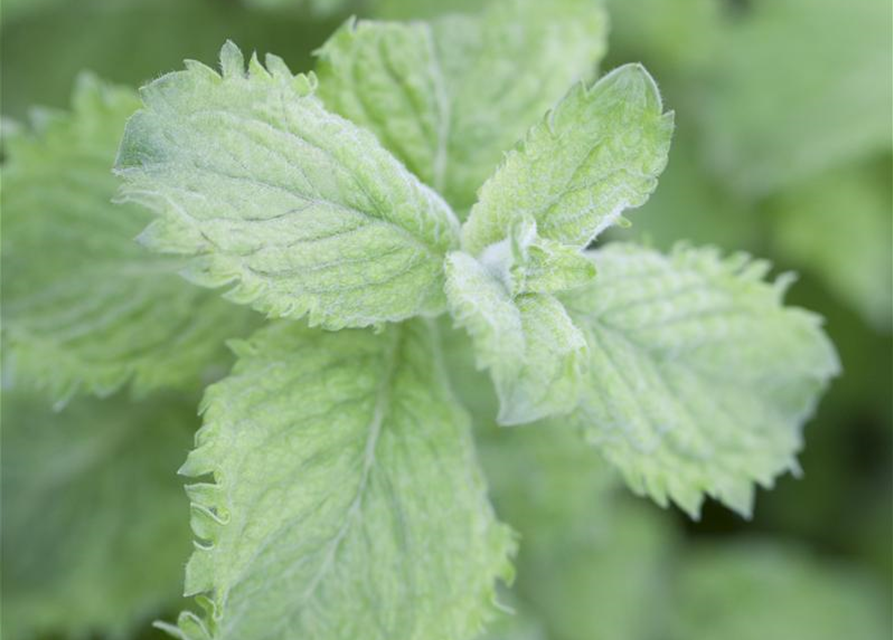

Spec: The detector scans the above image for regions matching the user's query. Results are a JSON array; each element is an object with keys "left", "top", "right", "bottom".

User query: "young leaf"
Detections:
[
  {"left": 560, "top": 243, "right": 840, "bottom": 518},
  {"left": 115, "top": 42, "right": 460, "bottom": 329},
  {"left": 462, "top": 64, "right": 674, "bottom": 256},
  {"left": 316, "top": 0, "right": 608, "bottom": 211},
  {"left": 444, "top": 252, "right": 588, "bottom": 426},
  {"left": 164, "top": 320, "right": 515, "bottom": 640},
  {"left": 2, "top": 392, "right": 195, "bottom": 640},
  {"left": 1, "top": 74, "right": 257, "bottom": 404}
]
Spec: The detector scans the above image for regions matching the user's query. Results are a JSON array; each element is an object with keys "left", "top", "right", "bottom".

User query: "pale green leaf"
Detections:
[
  {"left": 1, "top": 74, "right": 257, "bottom": 404},
  {"left": 115, "top": 42, "right": 460, "bottom": 329},
  {"left": 1, "top": 392, "right": 195, "bottom": 640},
  {"left": 444, "top": 251, "right": 588, "bottom": 426},
  {"left": 315, "top": 19, "right": 451, "bottom": 191},
  {"left": 560, "top": 243, "right": 839, "bottom": 517},
  {"left": 669, "top": 541, "right": 891, "bottom": 640},
  {"left": 316, "top": 0, "right": 608, "bottom": 211},
  {"left": 462, "top": 64, "right": 673, "bottom": 256},
  {"left": 163, "top": 319, "right": 515, "bottom": 640},
  {"left": 502, "top": 216, "right": 598, "bottom": 296}
]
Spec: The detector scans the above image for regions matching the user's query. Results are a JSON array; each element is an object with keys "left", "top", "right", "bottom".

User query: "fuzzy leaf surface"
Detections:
[
  {"left": 116, "top": 42, "right": 459, "bottom": 329},
  {"left": 1, "top": 75, "right": 256, "bottom": 403},
  {"left": 462, "top": 64, "right": 673, "bottom": 256},
  {"left": 444, "top": 251, "right": 588, "bottom": 425},
  {"left": 561, "top": 244, "right": 839, "bottom": 517},
  {"left": 316, "top": 0, "right": 608, "bottom": 211},
  {"left": 165, "top": 320, "right": 515, "bottom": 640}
]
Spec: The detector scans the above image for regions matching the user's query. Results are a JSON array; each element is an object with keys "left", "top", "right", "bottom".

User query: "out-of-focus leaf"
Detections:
[
  {"left": 700, "top": 0, "right": 892, "bottom": 195},
  {"left": 519, "top": 501, "right": 675, "bottom": 640},
  {"left": 478, "top": 423, "right": 676, "bottom": 640},
  {"left": 242, "top": 0, "right": 355, "bottom": 17},
  {"left": 1, "top": 392, "right": 195, "bottom": 640},
  {"left": 605, "top": 0, "right": 720, "bottom": 74},
  {"left": 1, "top": 0, "right": 339, "bottom": 120},
  {"left": 772, "top": 160, "right": 892, "bottom": 331},
  {"left": 2, "top": 74, "right": 258, "bottom": 404},
  {"left": 668, "top": 541, "right": 892, "bottom": 640},
  {"left": 477, "top": 423, "right": 618, "bottom": 547}
]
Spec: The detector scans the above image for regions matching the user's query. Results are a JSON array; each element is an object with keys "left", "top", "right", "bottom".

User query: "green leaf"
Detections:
[
  {"left": 115, "top": 42, "right": 460, "bottom": 329},
  {"left": 478, "top": 425, "right": 676, "bottom": 640},
  {"left": 517, "top": 501, "right": 675, "bottom": 640},
  {"left": 444, "top": 251, "right": 588, "bottom": 426},
  {"left": 1, "top": 392, "right": 195, "bottom": 640},
  {"left": 701, "top": 0, "right": 892, "bottom": 195},
  {"left": 462, "top": 64, "right": 673, "bottom": 256},
  {"left": 560, "top": 243, "right": 839, "bottom": 518},
  {"left": 772, "top": 161, "right": 892, "bottom": 331},
  {"left": 243, "top": 0, "right": 354, "bottom": 16},
  {"left": 669, "top": 541, "right": 892, "bottom": 640},
  {"left": 315, "top": 19, "right": 451, "bottom": 191},
  {"left": 316, "top": 0, "right": 608, "bottom": 211},
  {"left": 1, "top": 74, "right": 257, "bottom": 404},
  {"left": 164, "top": 319, "right": 515, "bottom": 640}
]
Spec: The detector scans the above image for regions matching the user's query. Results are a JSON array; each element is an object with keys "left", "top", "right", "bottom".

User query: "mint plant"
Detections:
[{"left": 2, "top": 1, "right": 843, "bottom": 639}]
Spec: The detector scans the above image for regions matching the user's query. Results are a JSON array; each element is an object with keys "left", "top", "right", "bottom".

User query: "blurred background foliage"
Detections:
[{"left": 2, "top": 0, "right": 890, "bottom": 639}]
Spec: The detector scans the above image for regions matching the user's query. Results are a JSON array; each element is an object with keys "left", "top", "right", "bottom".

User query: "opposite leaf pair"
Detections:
[{"left": 112, "top": 28, "right": 837, "bottom": 640}]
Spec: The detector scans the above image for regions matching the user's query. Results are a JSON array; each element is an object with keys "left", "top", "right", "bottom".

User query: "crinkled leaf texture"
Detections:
[
  {"left": 444, "top": 252, "right": 588, "bottom": 425},
  {"left": 560, "top": 244, "right": 840, "bottom": 518},
  {"left": 316, "top": 0, "right": 608, "bottom": 211},
  {"left": 1, "top": 74, "right": 257, "bottom": 404},
  {"left": 115, "top": 42, "right": 460, "bottom": 329},
  {"left": 162, "top": 319, "right": 515, "bottom": 640},
  {"left": 1, "top": 392, "right": 195, "bottom": 640},
  {"left": 445, "top": 64, "right": 673, "bottom": 425},
  {"left": 461, "top": 63, "right": 674, "bottom": 255}
]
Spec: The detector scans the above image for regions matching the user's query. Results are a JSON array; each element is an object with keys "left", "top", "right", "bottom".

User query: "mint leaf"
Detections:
[
  {"left": 1, "top": 74, "right": 257, "bottom": 404},
  {"left": 316, "top": 19, "right": 451, "bottom": 192},
  {"left": 561, "top": 244, "right": 840, "bottom": 517},
  {"left": 317, "top": 0, "right": 608, "bottom": 211},
  {"left": 444, "top": 252, "right": 588, "bottom": 425},
  {"left": 2, "top": 392, "right": 194, "bottom": 640},
  {"left": 462, "top": 64, "right": 673, "bottom": 256},
  {"left": 164, "top": 320, "right": 515, "bottom": 640},
  {"left": 115, "top": 42, "right": 460, "bottom": 329},
  {"left": 444, "top": 64, "right": 670, "bottom": 425}
]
